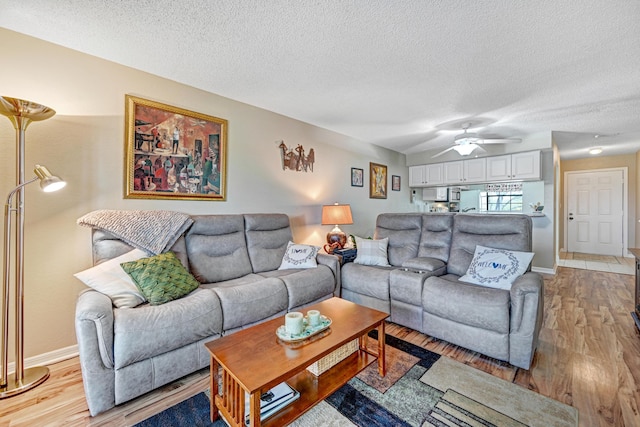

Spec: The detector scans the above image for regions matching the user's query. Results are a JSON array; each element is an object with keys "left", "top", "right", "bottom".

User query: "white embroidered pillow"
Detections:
[
  {"left": 459, "top": 245, "right": 534, "bottom": 290},
  {"left": 278, "top": 241, "right": 319, "bottom": 269},
  {"left": 74, "top": 249, "right": 148, "bottom": 308},
  {"left": 354, "top": 236, "right": 390, "bottom": 267}
]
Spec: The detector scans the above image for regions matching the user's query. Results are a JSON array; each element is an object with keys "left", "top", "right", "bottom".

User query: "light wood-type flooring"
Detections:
[{"left": 1, "top": 267, "right": 639, "bottom": 426}]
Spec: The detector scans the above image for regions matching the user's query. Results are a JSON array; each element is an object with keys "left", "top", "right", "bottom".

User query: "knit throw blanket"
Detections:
[{"left": 77, "top": 210, "right": 194, "bottom": 255}]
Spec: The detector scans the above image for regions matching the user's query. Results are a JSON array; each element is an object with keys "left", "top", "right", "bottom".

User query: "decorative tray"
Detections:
[{"left": 276, "top": 315, "right": 332, "bottom": 343}]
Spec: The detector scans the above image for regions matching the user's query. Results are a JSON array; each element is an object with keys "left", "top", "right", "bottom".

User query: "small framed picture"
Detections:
[
  {"left": 369, "top": 162, "right": 387, "bottom": 199},
  {"left": 351, "top": 167, "right": 364, "bottom": 187},
  {"left": 392, "top": 175, "right": 401, "bottom": 191}
]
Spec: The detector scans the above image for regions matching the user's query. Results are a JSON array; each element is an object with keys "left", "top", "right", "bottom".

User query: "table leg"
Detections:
[
  {"left": 248, "top": 391, "right": 261, "bottom": 427},
  {"left": 210, "top": 357, "right": 219, "bottom": 421},
  {"left": 377, "top": 321, "right": 386, "bottom": 376}
]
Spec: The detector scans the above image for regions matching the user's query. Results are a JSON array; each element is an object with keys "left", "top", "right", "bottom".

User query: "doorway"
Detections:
[{"left": 564, "top": 168, "right": 626, "bottom": 256}]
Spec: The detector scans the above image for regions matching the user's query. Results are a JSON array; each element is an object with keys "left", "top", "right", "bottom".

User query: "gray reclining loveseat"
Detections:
[
  {"left": 75, "top": 213, "right": 340, "bottom": 416},
  {"left": 341, "top": 213, "right": 543, "bottom": 370}
]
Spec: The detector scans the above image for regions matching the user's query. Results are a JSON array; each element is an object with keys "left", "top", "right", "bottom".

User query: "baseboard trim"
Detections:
[
  {"left": 7, "top": 345, "right": 78, "bottom": 374},
  {"left": 532, "top": 265, "right": 556, "bottom": 275}
]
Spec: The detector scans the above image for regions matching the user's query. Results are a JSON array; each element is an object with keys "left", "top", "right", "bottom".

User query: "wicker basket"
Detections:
[{"left": 306, "top": 339, "right": 359, "bottom": 376}]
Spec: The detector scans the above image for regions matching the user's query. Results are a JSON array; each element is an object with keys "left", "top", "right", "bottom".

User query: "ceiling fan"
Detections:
[{"left": 432, "top": 124, "right": 522, "bottom": 158}]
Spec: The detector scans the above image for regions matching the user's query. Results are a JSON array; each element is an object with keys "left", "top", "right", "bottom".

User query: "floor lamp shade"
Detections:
[
  {"left": 321, "top": 204, "right": 353, "bottom": 253},
  {"left": 0, "top": 96, "right": 64, "bottom": 398}
]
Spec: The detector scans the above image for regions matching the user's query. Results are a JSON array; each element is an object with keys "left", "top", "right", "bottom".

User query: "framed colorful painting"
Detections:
[
  {"left": 369, "top": 162, "right": 387, "bottom": 199},
  {"left": 124, "top": 95, "right": 228, "bottom": 200}
]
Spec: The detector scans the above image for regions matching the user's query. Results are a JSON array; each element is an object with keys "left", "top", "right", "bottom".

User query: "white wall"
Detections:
[{"left": 0, "top": 29, "right": 410, "bottom": 361}]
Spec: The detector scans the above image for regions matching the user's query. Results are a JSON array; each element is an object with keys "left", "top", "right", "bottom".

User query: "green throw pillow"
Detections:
[{"left": 120, "top": 251, "right": 200, "bottom": 305}]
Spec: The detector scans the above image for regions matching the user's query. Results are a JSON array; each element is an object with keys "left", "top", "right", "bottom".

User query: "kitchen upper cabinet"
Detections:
[
  {"left": 409, "top": 165, "right": 426, "bottom": 186},
  {"left": 511, "top": 151, "right": 540, "bottom": 180},
  {"left": 486, "top": 151, "right": 540, "bottom": 181},
  {"left": 409, "top": 163, "right": 444, "bottom": 186},
  {"left": 443, "top": 158, "right": 486, "bottom": 184},
  {"left": 486, "top": 155, "right": 512, "bottom": 181},
  {"left": 444, "top": 161, "right": 464, "bottom": 183},
  {"left": 410, "top": 150, "right": 539, "bottom": 187},
  {"left": 463, "top": 158, "right": 486, "bottom": 183}
]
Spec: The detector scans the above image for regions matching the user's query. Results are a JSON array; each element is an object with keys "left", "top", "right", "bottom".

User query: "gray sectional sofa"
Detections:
[
  {"left": 75, "top": 213, "right": 340, "bottom": 416},
  {"left": 341, "top": 212, "right": 543, "bottom": 370}
]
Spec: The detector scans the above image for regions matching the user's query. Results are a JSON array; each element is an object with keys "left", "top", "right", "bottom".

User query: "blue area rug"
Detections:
[{"left": 135, "top": 332, "right": 577, "bottom": 427}]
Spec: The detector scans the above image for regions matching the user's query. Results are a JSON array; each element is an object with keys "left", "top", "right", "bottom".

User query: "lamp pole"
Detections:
[{"left": 0, "top": 96, "right": 55, "bottom": 397}]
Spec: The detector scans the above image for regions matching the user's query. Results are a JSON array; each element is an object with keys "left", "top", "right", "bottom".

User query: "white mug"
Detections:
[
  {"left": 285, "top": 312, "right": 304, "bottom": 335},
  {"left": 307, "top": 309, "right": 321, "bottom": 327}
]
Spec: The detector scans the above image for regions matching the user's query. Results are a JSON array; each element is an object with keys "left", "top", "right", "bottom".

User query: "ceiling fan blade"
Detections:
[
  {"left": 479, "top": 138, "right": 522, "bottom": 144},
  {"left": 431, "top": 146, "right": 455, "bottom": 158}
]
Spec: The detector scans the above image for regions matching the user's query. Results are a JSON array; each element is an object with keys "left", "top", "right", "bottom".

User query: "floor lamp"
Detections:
[{"left": 0, "top": 96, "right": 66, "bottom": 398}]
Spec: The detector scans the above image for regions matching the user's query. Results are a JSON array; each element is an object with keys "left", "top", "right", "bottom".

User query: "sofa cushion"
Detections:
[
  {"left": 375, "top": 213, "right": 422, "bottom": 266},
  {"left": 261, "top": 265, "right": 335, "bottom": 308},
  {"left": 417, "top": 213, "right": 454, "bottom": 262},
  {"left": 459, "top": 245, "right": 534, "bottom": 290},
  {"left": 447, "top": 214, "right": 532, "bottom": 276},
  {"left": 74, "top": 249, "right": 148, "bottom": 308},
  {"left": 120, "top": 252, "right": 200, "bottom": 305},
  {"left": 186, "top": 215, "right": 253, "bottom": 282},
  {"left": 422, "top": 275, "right": 510, "bottom": 333},
  {"left": 205, "top": 276, "right": 288, "bottom": 330},
  {"left": 113, "top": 288, "right": 222, "bottom": 369},
  {"left": 341, "top": 262, "right": 392, "bottom": 300},
  {"left": 278, "top": 241, "right": 319, "bottom": 270},
  {"left": 354, "top": 237, "right": 390, "bottom": 266},
  {"left": 244, "top": 213, "right": 293, "bottom": 273}
]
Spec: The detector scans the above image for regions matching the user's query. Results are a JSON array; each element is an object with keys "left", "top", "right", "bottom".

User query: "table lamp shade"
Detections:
[{"left": 321, "top": 204, "right": 353, "bottom": 226}]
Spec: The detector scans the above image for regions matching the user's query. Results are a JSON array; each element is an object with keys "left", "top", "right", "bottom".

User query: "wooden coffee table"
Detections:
[{"left": 204, "top": 297, "right": 388, "bottom": 427}]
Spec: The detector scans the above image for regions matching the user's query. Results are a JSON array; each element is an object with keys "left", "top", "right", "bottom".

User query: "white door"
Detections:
[{"left": 567, "top": 170, "right": 624, "bottom": 256}]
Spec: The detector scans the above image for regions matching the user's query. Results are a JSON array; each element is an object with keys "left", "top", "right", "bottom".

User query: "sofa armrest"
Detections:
[
  {"left": 75, "top": 289, "right": 116, "bottom": 416},
  {"left": 509, "top": 272, "right": 544, "bottom": 334},
  {"left": 317, "top": 253, "right": 341, "bottom": 296}
]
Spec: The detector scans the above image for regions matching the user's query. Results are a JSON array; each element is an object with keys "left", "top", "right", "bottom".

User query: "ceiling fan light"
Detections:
[
  {"left": 589, "top": 147, "right": 603, "bottom": 155},
  {"left": 453, "top": 144, "right": 478, "bottom": 156}
]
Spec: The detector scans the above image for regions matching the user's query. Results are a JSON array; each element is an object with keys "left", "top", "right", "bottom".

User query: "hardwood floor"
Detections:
[{"left": 1, "top": 267, "right": 639, "bottom": 426}]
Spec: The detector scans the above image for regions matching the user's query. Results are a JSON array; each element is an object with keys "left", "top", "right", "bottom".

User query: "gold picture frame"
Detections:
[
  {"left": 124, "top": 95, "right": 228, "bottom": 200},
  {"left": 369, "top": 162, "right": 387, "bottom": 199}
]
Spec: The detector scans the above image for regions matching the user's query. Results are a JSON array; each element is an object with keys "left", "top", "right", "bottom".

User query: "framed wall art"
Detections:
[
  {"left": 351, "top": 167, "right": 364, "bottom": 187},
  {"left": 124, "top": 95, "right": 228, "bottom": 200},
  {"left": 369, "top": 162, "right": 387, "bottom": 199},
  {"left": 392, "top": 175, "right": 401, "bottom": 191}
]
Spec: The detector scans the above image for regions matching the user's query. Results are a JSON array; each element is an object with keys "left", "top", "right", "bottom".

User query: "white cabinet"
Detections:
[
  {"left": 444, "top": 161, "right": 464, "bottom": 184},
  {"left": 486, "top": 155, "right": 512, "bottom": 181},
  {"left": 443, "top": 158, "right": 486, "bottom": 184},
  {"left": 409, "top": 163, "right": 444, "bottom": 186},
  {"left": 511, "top": 151, "right": 541, "bottom": 180},
  {"left": 486, "top": 151, "right": 540, "bottom": 181},
  {"left": 409, "top": 165, "right": 426, "bottom": 186},
  {"left": 425, "top": 163, "right": 444, "bottom": 185},
  {"left": 463, "top": 158, "right": 487, "bottom": 183},
  {"left": 410, "top": 150, "right": 540, "bottom": 187}
]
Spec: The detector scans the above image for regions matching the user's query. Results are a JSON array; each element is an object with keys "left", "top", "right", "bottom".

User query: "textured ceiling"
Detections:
[{"left": 1, "top": 0, "right": 639, "bottom": 160}]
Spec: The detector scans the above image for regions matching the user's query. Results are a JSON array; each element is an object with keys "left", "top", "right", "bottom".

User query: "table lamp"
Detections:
[{"left": 321, "top": 203, "right": 353, "bottom": 254}]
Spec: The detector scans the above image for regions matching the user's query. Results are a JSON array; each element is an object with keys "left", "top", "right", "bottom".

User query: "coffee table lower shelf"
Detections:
[{"left": 216, "top": 350, "right": 376, "bottom": 427}]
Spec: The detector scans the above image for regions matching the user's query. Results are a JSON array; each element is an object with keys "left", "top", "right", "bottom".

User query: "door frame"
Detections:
[{"left": 563, "top": 167, "right": 628, "bottom": 256}]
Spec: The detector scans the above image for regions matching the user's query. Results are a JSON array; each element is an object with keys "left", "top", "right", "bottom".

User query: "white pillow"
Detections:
[
  {"left": 74, "top": 249, "right": 148, "bottom": 308},
  {"left": 278, "top": 241, "right": 319, "bottom": 270},
  {"left": 354, "top": 236, "right": 390, "bottom": 267},
  {"left": 459, "top": 245, "right": 534, "bottom": 290}
]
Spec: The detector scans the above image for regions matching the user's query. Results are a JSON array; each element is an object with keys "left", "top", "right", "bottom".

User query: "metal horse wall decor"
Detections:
[{"left": 277, "top": 140, "right": 315, "bottom": 172}]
